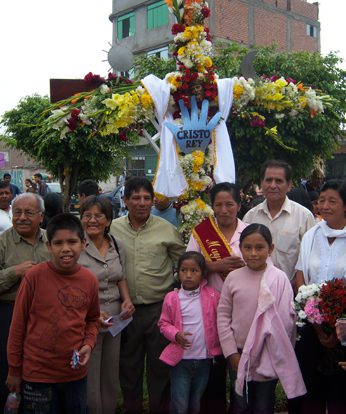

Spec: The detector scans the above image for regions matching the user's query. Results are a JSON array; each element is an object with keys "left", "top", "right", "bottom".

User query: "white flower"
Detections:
[
  {"left": 100, "top": 84, "right": 111, "bottom": 94},
  {"left": 298, "top": 310, "right": 307, "bottom": 320}
]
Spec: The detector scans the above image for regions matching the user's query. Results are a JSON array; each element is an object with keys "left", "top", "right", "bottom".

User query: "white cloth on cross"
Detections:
[{"left": 142, "top": 74, "right": 235, "bottom": 198}]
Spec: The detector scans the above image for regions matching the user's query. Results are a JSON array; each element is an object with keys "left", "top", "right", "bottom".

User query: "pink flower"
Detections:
[{"left": 304, "top": 298, "right": 323, "bottom": 325}]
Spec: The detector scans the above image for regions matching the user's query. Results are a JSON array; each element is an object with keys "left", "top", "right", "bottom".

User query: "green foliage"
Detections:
[
  {"left": 0, "top": 94, "right": 50, "bottom": 153},
  {"left": 133, "top": 55, "right": 176, "bottom": 81},
  {"left": 0, "top": 94, "right": 133, "bottom": 211},
  {"left": 133, "top": 44, "right": 345, "bottom": 185}
]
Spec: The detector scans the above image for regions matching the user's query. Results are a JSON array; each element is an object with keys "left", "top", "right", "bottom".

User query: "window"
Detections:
[
  {"left": 117, "top": 12, "right": 135, "bottom": 40},
  {"left": 306, "top": 24, "right": 317, "bottom": 38},
  {"left": 127, "top": 157, "right": 145, "bottom": 177},
  {"left": 147, "top": 1, "right": 169, "bottom": 30},
  {"left": 147, "top": 46, "right": 169, "bottom": 59}
]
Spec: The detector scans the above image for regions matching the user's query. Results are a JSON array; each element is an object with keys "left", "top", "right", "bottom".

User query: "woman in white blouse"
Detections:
[
  {"left": 294, "top": 179, "right": 346, "bottom": 287},
  {"left": 291, "top": 179, "right": 346, "bottom": 414}
]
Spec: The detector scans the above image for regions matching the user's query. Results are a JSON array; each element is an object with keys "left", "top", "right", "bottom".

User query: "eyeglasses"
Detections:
[
  {"left": 13, "top": 210, "right": 41, "bottom": 218},
  {"left": 81, "top": 213, "right": 106, "bottom": 221}
]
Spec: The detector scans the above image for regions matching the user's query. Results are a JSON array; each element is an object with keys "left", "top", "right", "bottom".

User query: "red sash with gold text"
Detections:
[{"left": 192, "top": 216, "right": 232, "bottom": 262}]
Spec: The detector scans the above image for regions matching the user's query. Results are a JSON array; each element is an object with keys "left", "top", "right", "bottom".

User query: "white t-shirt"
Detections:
[{"left": 0, "top": 208, "right": 12, "bottom": 234}]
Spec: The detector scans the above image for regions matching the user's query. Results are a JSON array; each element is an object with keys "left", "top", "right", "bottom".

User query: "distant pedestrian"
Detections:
[
  {"left": 41, "top": 192, "right": 64, "bottom": 229},
  {"left": 24, "top": 178, "right": 37, "bottom": 193},
  {"left": 3, "top": 174, "right": 21, "bottom": 199},
  {"left": 118, "top": 171, "right": 126, "bottom": 187},
  {"left": 33, "top": 173, "right": 48, "bottom": 197},
  {"left": 152, "top": 195, "right": 179, "bottom": 227},
  {"left": 0, "top": 181, "right": 12, "bottom": 234},
  {"left": 78, "top": 179, "right": 99, "bottom": 207}
]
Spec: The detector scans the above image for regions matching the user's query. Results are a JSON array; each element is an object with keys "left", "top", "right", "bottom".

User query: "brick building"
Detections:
[{"left": 110, "top": 0, "right": 320, "bottom": 59}]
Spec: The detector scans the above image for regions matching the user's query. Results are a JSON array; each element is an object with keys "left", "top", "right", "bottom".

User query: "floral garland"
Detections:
[
  {"left": 41, "top": 72, "right": 155, "bottom": 142},
  {"left": 36, "top": 0, "right": 334, "bottom": 242}
]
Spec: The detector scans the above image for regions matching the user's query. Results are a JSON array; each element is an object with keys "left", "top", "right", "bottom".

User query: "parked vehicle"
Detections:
[{"left": 46, "top": 182, "right": 61, "bottom": 193}]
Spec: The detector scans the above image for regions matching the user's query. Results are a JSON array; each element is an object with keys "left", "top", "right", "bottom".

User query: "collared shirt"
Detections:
[
  {"left": 0, "top": 227, "right": 50, "bottom": 302},
  {"left": 0, "top": 208, "right": 12, "bottom": 234},
  {"left": 110, "top": 214, "right": 185, "bottom": 305},
  {"left": 243, "top": 197, "right": 315, "bottom": 280},
  {"left": 78, "top": 234, "right": 126, "bottom": 314}
]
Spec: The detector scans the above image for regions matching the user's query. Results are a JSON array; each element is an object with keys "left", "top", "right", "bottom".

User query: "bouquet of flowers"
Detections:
[{"left": 295, "top": 278, "right": 346, "bottom": 335}]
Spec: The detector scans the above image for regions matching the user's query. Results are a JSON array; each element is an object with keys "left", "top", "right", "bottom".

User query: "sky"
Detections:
[{"left": 0, "top": 0, "right": 344, "bottom": 119}]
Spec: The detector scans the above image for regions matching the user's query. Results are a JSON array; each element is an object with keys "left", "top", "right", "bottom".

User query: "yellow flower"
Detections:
[
  {"left": 195, "top": 198, "right": 207, "bottom": 209},
  {"left": 140, "top": 92, "right": 153, "bottom": 109},
  {"left": 178, "top": 46, "right": 186, "bottom": 56},
  {"left": 265, "top": 126, "right": 278, "bottom": 136},
  {"left": 275, "top": 78, "right": 288, "bottom": 89},
  {"left": 204, "top": 56, "right": 212, "bottom": 68},
  {"left": 233, "top": 84, "right": 244, "bottom": 100},
  {"left": 299, "top": 96, "right": 307, "bottom": 109},
  {"left": 192, "top": 150, "right": 204, "bottom": 173}
]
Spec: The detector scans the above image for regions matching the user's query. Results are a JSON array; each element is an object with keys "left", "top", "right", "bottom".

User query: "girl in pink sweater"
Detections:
[
  {"left": 217, "top": 224, "right": 306, "bottom": 414},
  {"left": 158, "top": 251, "right": 222, "bottom": 414}
]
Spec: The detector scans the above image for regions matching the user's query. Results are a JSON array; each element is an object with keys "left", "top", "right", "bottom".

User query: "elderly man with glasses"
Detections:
[{"left": 0, "top": 193, "right": 50, "bottom": 411}]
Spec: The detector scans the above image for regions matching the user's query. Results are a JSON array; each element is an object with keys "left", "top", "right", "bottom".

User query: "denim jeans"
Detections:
[
  {"left": 229, "top": 368, "right": 277, "bottom": 414},
  {"left": 22, "top": 377, "right": 87, "bottom": 414},
  {"left": 170, "top": 359, "right": 211, "bottom": 414}
]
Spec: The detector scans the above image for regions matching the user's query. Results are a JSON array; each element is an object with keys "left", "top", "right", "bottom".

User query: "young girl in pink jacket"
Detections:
[
  {"left": 217, "top": 224, "right": 306, "bottom": 414},
  {"left": 158, "top": 251, "right": 222, "bottom": 414}
]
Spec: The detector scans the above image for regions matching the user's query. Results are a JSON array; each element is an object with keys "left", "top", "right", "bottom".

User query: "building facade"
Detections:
[{"left": 110, "top": 0, "right": 320, "bottom": 59}]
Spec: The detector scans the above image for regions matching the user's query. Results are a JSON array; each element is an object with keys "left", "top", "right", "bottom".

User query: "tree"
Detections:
[
  {"left": 0, "top": 93, "right": 137, "bottom": 211},
  {"left": 133, "top": 43, "right": 346, "bottom": 185}
]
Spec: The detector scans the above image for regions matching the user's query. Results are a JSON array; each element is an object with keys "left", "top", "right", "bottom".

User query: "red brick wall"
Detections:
[
  {"left": 254, "top": 7, "right": 287, "bottom": 50},
  {"left": 290, "top": 19, "right": 319, "bottom": 52},
  {"left": 214, "top": 0, "right": 249, "bottom": 44},
  {"left": 213, "top": 0, "right": 319, "bottom": 52},
  {"left": 263, "top": 0, "right": 288, "bottom": 11},
  {"left": 291, "top": 0, "right": 319, "bottom": 19}
]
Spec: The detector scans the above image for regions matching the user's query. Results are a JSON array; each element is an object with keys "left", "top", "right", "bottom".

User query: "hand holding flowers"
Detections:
[{"left": 295, "top": 278, "right": 346, "bottom": 344}]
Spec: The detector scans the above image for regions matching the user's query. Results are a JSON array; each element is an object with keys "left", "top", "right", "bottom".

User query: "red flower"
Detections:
[
  {"left": 107, "top": 73, "right": 117, "bottom": 81},
  {"left": 67, "top": 117, "right": 79, "bottom": 131},
  {"left": 286, "top": 77, "right": 296, "bottom": 84},
  {"left": 250, "top": 116, "right": 265, "bottom": 128},
  {"left": 318, "top": 278, "right": 346, "bottom": 328},
  {"left": 172, "top": 23, "right": 185, "bottom": 35},
  {"left": 201, "top": 7, "right": 210, "bottom": 18},
  {"left": 173, "top": 110, "right": 181, "bottom": 120},
  {"left": 118, "top": 132, "right": 128, "bottom": 142},
  {"left": 71, "top": 109, "right": 80, "bottom": 118},
  {"left": 84, "top": 72, "right": 105, "bottom": 86}
]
